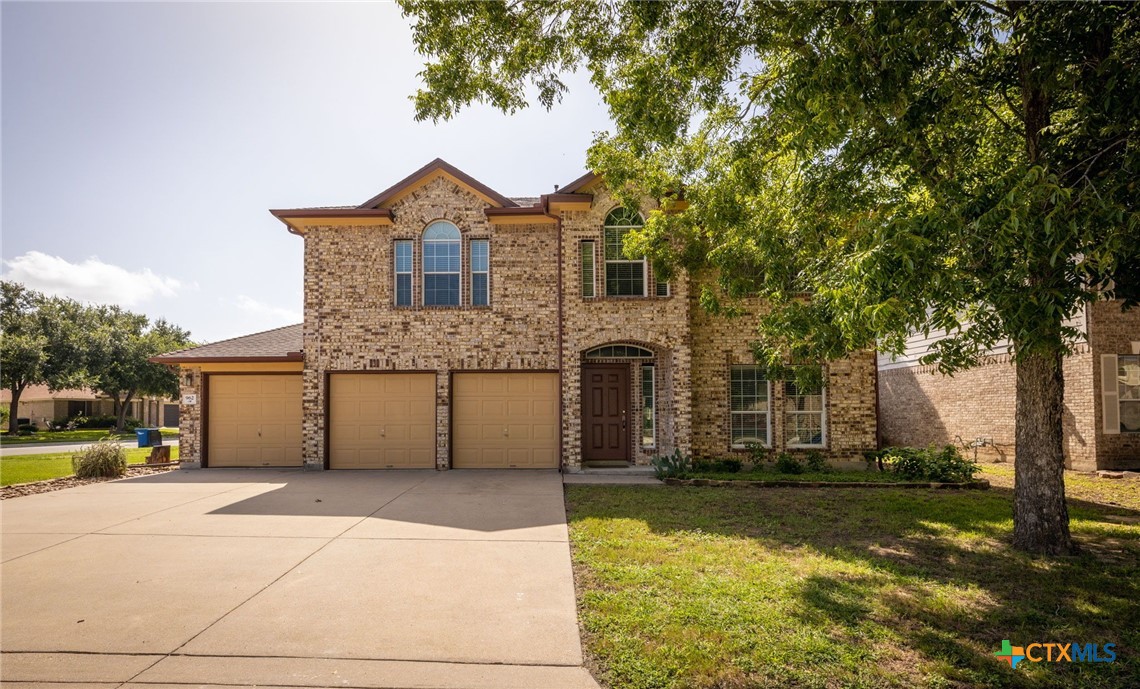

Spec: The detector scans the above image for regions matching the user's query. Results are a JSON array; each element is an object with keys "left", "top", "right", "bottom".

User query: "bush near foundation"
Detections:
[{"left": 875, "top": 445, "right": 979, "bottom": 483}]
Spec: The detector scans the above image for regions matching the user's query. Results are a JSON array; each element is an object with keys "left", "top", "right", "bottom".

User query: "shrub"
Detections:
[
  {"left": 651, "top": 448, "right": 692, "bottom": 479},
  {"left": 880, "top": 445, "right": 979, "bottom": 483},
  {"left": 745, "top": 441, "right": 769, "bottom": 466},
  {"left": 72, "top": 438, "right": 128, "bottom": 479},
  {"left": 69, "top": 415, "right": 142, "bottom": 430},
  {"left": 17, "top": 423, "right": 38, "bottom": 433},
  {"left": 774, "top": 452, "right": 804, "bottom": 474},
  {"left": 712, "top": 458, "right": 743, "bottom": 473},
  {"left": 805, "top": 450, "right": 828, "bottom": 473}
]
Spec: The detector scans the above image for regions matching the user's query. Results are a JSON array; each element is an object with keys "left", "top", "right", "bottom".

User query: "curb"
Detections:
[{"left": 662, "top": 477, "right": 991, "bottom": 490}]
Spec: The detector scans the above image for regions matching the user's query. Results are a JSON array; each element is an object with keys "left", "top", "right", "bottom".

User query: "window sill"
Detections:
[{"left": 786, "top": 444, "right": 826, "bottom": 450}]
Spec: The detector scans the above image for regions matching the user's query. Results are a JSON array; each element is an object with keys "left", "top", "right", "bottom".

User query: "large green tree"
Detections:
[
  {"left": 401, "top": 0, "right": 1139, "bottom": 553},
  {"left": 85, "top": 306, "right": 192, "bottom": 432},
  {"left": 1, "top": 282, "right": 88, "bottom": 434}
]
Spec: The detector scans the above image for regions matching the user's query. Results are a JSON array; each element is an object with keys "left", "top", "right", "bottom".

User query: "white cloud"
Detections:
[
  {"left": 232, "top": 295, "right": 302, "bottom": 323},
  {"left": 2, "top": 251, "right": 184, "bottom": 306}
]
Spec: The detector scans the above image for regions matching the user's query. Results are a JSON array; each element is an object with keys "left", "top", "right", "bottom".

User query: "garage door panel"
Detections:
[
  {"left": 453, "top": 373, "right": 559, "bottom": 469},
  {"left": 208, "top": 375, "right": 303, "bottom": 468},
  {"left": 329, "top": 373, "right": 436, "bottom": 469}
]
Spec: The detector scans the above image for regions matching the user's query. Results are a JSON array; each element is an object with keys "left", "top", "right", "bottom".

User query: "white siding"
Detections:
[{"left": 877, "top": 306, "right": 1087, "bottom": 370}]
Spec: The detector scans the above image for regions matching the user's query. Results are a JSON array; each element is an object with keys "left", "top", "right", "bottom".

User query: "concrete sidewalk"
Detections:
[
  {"left": 0, "top": 469, "right": 599, "bottom": 689},
  {"left": 1, "top": 439, "right": 179, "bottom": 457}
]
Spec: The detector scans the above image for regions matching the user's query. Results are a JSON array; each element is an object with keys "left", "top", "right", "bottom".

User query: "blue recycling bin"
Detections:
[{"left": 136, "top": 428, "right": 163, "bottom": 448}]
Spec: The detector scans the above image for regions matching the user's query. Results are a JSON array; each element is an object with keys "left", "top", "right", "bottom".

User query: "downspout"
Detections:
[
  {"left": 543, "top": 195, "right": 565, "bottom": 472},
  {"left": 873, "top": 349, "right": 881, "bottom": 450}
]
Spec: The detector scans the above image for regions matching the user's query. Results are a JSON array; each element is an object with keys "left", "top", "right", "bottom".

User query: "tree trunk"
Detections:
[
  {"left": 7, "top": 384, "right": 25, "bottom": 434},
  {"left": 1012, "top": 348, "right": 1073, "bottom": 554},
  {"left": 115, "top": 391, "right": 135, "bottom": 433}
]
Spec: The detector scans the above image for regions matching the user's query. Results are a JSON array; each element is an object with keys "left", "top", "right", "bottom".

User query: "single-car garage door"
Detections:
[
  {"left": 207, "top": 375, "right": 302, "bottom": 467},
  {"left": 328, "top": 373, "right": 436, "bottom": 469},
  {"left": 452, "top": 372, "right": 559, "bottom": 468}
]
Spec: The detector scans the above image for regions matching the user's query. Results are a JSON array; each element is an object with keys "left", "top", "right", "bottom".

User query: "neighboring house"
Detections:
[
  {"left": 877, "top": 301, "right": 1140, "bottom": 471},
  {"left": 152, "top": 158, "right": 877, "bottom": 471},
  {"left": 0, "top": 385, "right": 178, "bottom": 428}
]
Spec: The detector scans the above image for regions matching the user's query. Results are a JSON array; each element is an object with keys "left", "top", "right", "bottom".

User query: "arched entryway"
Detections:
[{"left": 580, "top": 343, "right": 663, "bottom": 466}]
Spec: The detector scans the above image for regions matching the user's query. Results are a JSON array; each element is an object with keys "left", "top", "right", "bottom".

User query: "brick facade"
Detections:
[
  {"left": 878, "top": 301, "right": 1140, "bottom": 470},
  {"left": 166, "top": 162, "right": 880, "bottom": 470},
  {"left": 301, "top": 176, "right": 560, "bottom": 470}
]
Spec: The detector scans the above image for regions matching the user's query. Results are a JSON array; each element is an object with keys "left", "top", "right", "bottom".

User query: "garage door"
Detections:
[
  {"left": 207, "top": 375, "right": 302, "bottom": 467},
  {"left": 452, "top": 372, "right": 559, "bottom": 468},
  {"left": 328, "top": 373, "right": 436, "bottom": 469}
]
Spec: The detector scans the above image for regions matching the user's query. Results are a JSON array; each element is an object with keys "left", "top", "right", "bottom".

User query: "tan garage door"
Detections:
[
  {"left": 208, "top": 375, "right": 302, "bottom": 467},
  {"left": 453, "top": 373, "right": 559, "bottom": 468},
  {"left": 329, "top": 373, "right": 436, "bottom": 469}
]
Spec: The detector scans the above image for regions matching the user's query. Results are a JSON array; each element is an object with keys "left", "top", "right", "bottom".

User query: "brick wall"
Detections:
[
  {"left": 177, "top": 367, "right": 202, "bottom": 467},
  {"left": 689, "top": 295, "right": 877, "bottom": 462},
  {"left": 1089, "top": 300, "right": 1140, "bottom": 468},
  {"left": 878, "top": 349, "right": 1098, "bottom": 471},
  {"left": 302, "top": 176, "right": 560, "bottom": 470},
  {"left": 558, "top": 187, "right": 693, "bottom": 467}
]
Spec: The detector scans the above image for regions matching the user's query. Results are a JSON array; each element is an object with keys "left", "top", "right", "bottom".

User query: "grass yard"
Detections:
[
  {"left": 566, "top": 465, "right": 1139, "bottom": 688},
  {"left": 683, "top": 467, "right": 922, "bottom": 483},
  {"left": 0, "top": 428, "right": 178, "bottom": 445},
  {"left": 0, "top": 446, "right": 179, "bottom": 486}
]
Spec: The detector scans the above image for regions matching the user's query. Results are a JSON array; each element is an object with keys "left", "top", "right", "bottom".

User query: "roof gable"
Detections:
[{"left": 358, "top": 158, "right": 518, "bottom": 210}]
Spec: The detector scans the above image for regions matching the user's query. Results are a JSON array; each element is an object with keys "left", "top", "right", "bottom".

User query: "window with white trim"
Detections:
[
  {"left": 470, "top": 239, "right": 489, "bottom": 306},
  {"left": 1115, "top": 355, "right": 1140, "bottom": 433},
  {"left": 604, "top": 208, "right": 646, "bottom": 296},
  {"left": 580, "top": 241, "right": 596, "bottom": 298},
  {"left": 394, "top": 240, "right": 412, "bottom": 307},
  {"left": 642, "top": 364, "right": 655, "bottom": 447},
  {"left": 730, "top": 365, "right": 770, "bottom": 447},
  {"left": 422, "top": 221, "right": 461, "bottom": 306},
  {"left": 785, "top": 380, "right": 825, "bottom": 447}
]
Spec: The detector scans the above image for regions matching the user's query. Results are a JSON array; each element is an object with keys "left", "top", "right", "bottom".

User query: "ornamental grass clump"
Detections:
[{"left": 72, "top": 438, "right": 128, "bottom": 479}]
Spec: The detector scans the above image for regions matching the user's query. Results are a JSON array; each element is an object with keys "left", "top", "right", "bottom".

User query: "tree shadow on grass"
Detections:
[{"left": 565, "top": 484, "right": 1140, "bottom": 688}]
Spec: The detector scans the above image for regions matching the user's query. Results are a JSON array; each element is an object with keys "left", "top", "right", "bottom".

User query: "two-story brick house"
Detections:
[{"left": 154, "top": 159, "right": 877, "bottom": 471}]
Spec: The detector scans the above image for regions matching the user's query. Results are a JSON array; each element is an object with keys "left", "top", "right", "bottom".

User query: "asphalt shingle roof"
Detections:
[{"left": 151, "top": 323, "right": 303, "bottom": 362}]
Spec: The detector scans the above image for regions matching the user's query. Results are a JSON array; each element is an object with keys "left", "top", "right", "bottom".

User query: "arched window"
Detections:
[
  {"left": 422, "top": 221, "right": 461, "bottom": 306},
  {"left": 603, "top": 208, "right": 646, "bottom": 296},
  {"left": 583, "top": 344, "right": 654, "bottom": 359}
]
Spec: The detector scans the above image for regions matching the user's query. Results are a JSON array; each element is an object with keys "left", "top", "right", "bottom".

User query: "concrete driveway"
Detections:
[{"left": 1, "top": 469, "right": 599, "bottom": 689}]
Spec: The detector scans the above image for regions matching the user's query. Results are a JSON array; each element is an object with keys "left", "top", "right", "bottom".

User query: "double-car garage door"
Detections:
[{"left": 206, "top": 371, "right": 558, "bottom": 469}]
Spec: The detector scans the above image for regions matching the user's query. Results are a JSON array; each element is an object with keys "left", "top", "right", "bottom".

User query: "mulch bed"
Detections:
[
  {"left": 663, "top": 477, "right": 991, "bottom": 489},
  {"left": 1, "top": 464, "right": 179, "bottom": 500}
]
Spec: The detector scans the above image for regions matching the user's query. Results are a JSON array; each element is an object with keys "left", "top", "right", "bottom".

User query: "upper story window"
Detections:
[
  {"left": 422, "top": 221, "right": 461, "bottom": 306},
  {"left": 470, "top": 239, "right": 489, "bottom": 306},
  {"left": 394, "top": 240, "right": 413, "bottom": 307},
  {"left": 603, "top": 208, "right": 646, "bottom": 297}
]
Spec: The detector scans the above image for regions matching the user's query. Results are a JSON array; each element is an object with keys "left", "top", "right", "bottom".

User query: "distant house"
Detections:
[
  {"left": 152, "top": 158, "right": 878, "bottom": 471},
  {"left": 877, "top": 301, "right": 1140, "bottom": 471},
  {"left": 0, "top": 385, "right": 177, "bottom": 428}
]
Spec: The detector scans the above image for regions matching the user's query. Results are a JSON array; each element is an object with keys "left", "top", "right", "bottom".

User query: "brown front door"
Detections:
[{"left": 581, "top": 364, "right": 630, "bottom": 462}]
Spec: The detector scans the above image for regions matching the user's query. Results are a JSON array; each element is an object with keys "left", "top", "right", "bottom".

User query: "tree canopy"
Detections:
[
  {"left": 0, "top": 281, "right": 193, "bottom": 433},
  {"left": 401, "top": 0, "right": 1140, "bottom": 554}
]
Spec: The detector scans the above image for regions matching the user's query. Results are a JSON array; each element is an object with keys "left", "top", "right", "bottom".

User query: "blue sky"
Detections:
[{"left": 2, "top": 1, "right": 612, "bottom": 342}]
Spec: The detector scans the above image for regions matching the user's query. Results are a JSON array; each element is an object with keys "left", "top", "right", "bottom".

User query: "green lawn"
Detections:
[
  {"left": 0, "top": 428, "right": 178, "bottom": 445},
  {"left": 566, "top": 465, "right": 1139, "bottom": 689},
  {"left": 0, "top": 446, "right": 179, "bottom": 486}
]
